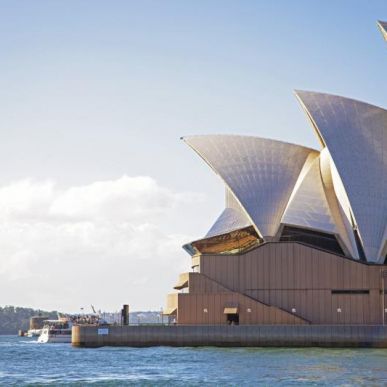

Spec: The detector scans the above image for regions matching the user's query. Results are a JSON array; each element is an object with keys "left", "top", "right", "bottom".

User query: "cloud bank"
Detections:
[{"left": 0, "top": 176, "right": 203, "bottom": 312}]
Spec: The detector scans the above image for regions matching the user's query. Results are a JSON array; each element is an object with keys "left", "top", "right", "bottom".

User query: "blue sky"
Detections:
[
  {"left": 0, "top": 1, "right": 385, "bottom": 311},
  {"left": 0, "top": 1, "right": 386, "bottom": 186}
]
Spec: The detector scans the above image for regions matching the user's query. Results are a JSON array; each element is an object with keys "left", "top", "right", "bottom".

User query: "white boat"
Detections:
[
  {"left": 37, "top": 313, "right": 104, "bottom": 343},
  {"left": 26, "top": 329, "right": 42, "bottom": 337},
  {"left": 37, "top": 318, "right": 72, "bottom": 343}
]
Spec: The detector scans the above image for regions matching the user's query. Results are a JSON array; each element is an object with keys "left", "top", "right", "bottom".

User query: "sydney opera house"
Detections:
[
  {"left": 72, "top": 20, "right": 387, "bottom": 348},
  {"left": 165, "top": 89, "right": 387, "bottom": 326}
]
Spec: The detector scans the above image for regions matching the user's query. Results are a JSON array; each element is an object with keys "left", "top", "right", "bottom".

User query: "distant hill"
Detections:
[
  {"left": 0, "top": 306, "right": 162, "bottom": 334},
  {"left": 0, "top": 306, "right": 58, "bottom": 334}
]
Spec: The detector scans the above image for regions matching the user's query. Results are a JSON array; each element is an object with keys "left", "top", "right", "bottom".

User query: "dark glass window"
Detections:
[
  {"left": 280, "top": 226, "right": 345, "bottom": 256},
  {"left": 331, "top": 289, "right": 369, "bottom": 295}
]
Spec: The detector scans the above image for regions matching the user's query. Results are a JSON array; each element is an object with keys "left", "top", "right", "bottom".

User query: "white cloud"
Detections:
[
  {"left": 0, "top": 176, "right": 204, "bottom": 312},
  {"left": 50, "top": 176, "right": 184, "bottom": 221},
  {"left": 0, "top": 179, "right": 54, "bottom": 220}
]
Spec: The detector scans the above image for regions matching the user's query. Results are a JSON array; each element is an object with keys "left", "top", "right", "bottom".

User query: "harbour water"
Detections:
[{"left": 0, "top": 336, "right": 386, "bottom": 386}]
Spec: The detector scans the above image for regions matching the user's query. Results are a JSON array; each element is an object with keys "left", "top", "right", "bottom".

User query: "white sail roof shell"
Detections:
[
  {"left": 377, "top": 21, "right": 387, "bottom": 41},
  {"left": 295, "top": 90, "right": 387, "bottom": 262},
  {"left": 183, "top": 135, "right": 316, "bottom": 239},
  {"left": 319, "top": 147, "right": 359, "bottom": 259},
  {"left": 281, "top": 153, "right": 338, "bottom": 235},
  {"left": 205, "top": 188, "right": 252, "bottom": 238}
]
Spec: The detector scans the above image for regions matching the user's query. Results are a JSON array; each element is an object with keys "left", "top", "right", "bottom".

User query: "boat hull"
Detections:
[{"left": 38, "top": 332, "right": 71, "bottom": 343}]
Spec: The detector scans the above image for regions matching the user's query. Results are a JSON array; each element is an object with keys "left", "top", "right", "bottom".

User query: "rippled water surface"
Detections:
[{"left": 1, "top": 336, "right": 387, "bottom": 386}]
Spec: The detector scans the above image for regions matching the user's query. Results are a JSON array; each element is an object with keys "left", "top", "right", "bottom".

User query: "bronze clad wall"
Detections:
[
  {"left": 177, "top": 278, "right": 307, "bottom": 325},
  {"left": 177, "top": 242, "right": 387, "bottom": 325}
]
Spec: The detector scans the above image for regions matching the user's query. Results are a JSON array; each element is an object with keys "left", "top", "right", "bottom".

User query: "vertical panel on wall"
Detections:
[
  {"left": 370, "top": 268, "right": 380, "bottom": 291},
  {"left": 194, "top": 294, "right": 199, "bottom": 324},
  {"left": 262, "top": 246, "right": 268, "bottom": 290},
  {"left": 209, "top": 256, "right": 216, "bottom": 286},
  {"left": 256, "top": 248, "right": 262, "bottom": 290},
  {"left": 236, "top": 255, "right": 241, "bottom": 291},
  {"left": 328, "top": 254, "right": 336, "bottom": 290},
  {"left": 360, "top": 292, "right": 366, "bottom": 325},
  {"left": 288, "top": 246, "right": 295, "bottom": 314},
  {"left": 337, "top": 256, "right": 344, "bottom": 291},
  {"left": 317, "top": 290, "right": 324, "bottom": 324},
  {"left": 281, "top": 243, "right": 289, "bottom": 290},
  {"left": 201, "top": 256, "right": 207, "bottom": 277},
  {"left": 237, "top": 255, "right": 242, "bottom": 294},
  {"left": 224, "top": 256, "right": 230, "bottom": 290},
  {"left": 369, "top": 289, "right": 381, "bottom": 324},
  {"left": 331, "top": 292, "right": 337, "bottom": 324},
  {"left": 209, "top": 295, "right": 214, "bottom": 325},
  {"left": 244, "top": 253, "right": 249, "bottom": 292},
  {"left": 288, "top": 244, "right": 295, "bottom": 289},
  {"left": 216, "top": 293, "right": 222, "bottom": 324},
  {"left": 251, "top": 251, "right": 257, "bottom": 291},
  {"left": 362, "top": 263, "right": 368, "bottom": 290},
  {"left": 269, "top": 244, "right": 275, "bottom": 290},
  {"left": 230, "top": 256, "right": 235, "bottom": 292},
  {"left": 227, "top": 256, "right": 232, "bottom": 291},
  {"left": 354, "top": 262, "right": 363, "bottom": 289},
  {"left": 282, "top": 249, "right": 289, "bottom": 313},
  {"left": 263, "top": 294, "right": 269, "bottom": 324},
  {"left": 312, "top": 250, "right": 320, "bottom": 322},
  {"left": 295, "top": 244, "right": 303, "bottom": 289},
  {"left": 339, "top": 295, "right": 345, "bottom": 325},
  {"left": 298, "top": 246, "right": 305, "bottom": 319},
  {"left": 344, "top": 295, "right": 351, "bottom": 324},
  {"left": 249, "top": 250, "right": 255, "bottom": 291},
  {"left": 303, "top": 289, "right": 310, "bottom": 322},
  {"left": 317, "top": 250, "right": 325, "bottom": 290},
  {"left": 311, "top": 249, "right": 318, "bottom": 291},
  {"left": 343, "top": 261, "right": 351, "bottom": 289},
  {"left": 276, "top": 244, "right": 281, "bottom": 288},
  {"left": 354, "top": 295, "right": 361, "bottom": 324},
  {"left": 208, "top": 256, "right": 214, "bottom": 284},
  {"left": 322, "top": 290, "right": 331, "bottom": 324}
]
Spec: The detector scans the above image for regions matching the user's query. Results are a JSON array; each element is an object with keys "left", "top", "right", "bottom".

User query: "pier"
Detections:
[{"left": 72, "top": 325, "right": 387, "bottom": 348}]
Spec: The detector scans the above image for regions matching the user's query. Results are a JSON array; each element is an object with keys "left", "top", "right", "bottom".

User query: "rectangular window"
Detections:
[{"left": 331, "top": 289, "right": 369, "bottom": 295}]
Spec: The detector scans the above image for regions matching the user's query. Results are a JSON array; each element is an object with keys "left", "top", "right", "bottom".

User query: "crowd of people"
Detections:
[{"left": 68, "top": 314, "right": 103, "bottom": 325}]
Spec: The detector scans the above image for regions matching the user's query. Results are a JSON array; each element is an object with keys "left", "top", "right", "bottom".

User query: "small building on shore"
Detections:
[{"left": 30, "top": 316, "right": 48, "bottom": 330}]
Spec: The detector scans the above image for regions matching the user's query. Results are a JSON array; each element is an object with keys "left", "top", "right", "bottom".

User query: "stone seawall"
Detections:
[{"left": 72, "top": 325, "right": 387, "bottom": 348}]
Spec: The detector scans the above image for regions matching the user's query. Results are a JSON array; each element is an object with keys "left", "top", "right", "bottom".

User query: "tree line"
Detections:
[{"left": 0, "top": 306, "right": 58, "bottom": 334}]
